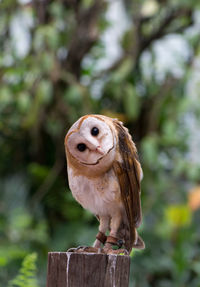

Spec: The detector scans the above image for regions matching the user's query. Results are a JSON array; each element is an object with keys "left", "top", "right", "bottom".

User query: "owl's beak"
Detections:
[
  {"left": 96, "top": 146, "right": 104, "bottom": 155},
  {"left": 85, "top": 138, "right": 105, "bottom": 155}
]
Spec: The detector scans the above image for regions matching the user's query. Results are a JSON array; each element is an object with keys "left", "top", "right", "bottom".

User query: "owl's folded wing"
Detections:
[{"left": 113, "top": 120, "right": 142, "bottom": 247}]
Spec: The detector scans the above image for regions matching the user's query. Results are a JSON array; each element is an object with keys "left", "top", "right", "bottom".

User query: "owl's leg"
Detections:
[
  {"left": 103, "top": 211, "right": 128, "bottom": 254},
  {"left": 93, "top": 215, "right": 110, "bottom": 248}
]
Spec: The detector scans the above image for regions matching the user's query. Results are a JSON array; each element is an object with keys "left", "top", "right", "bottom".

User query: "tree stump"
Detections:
[{"left": 46, "top": 252, "right": 130, "bottom": 287}]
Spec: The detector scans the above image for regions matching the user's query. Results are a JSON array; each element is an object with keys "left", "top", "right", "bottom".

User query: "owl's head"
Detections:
[{"left": 65, "top": 115, "right": 117, "bottom": 176}]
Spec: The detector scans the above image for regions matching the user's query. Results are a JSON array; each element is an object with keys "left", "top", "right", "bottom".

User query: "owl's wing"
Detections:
[{"left": 113, "top": 120, "right": 142, "bottom": 249}]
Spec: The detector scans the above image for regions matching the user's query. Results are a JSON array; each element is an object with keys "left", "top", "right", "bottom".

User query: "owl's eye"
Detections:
[
  {"left": 77, "top": 143, "right": 86, "bottom": 152},
  {"left": 91, "top": 127, "right": 99, "bottom": 136}
]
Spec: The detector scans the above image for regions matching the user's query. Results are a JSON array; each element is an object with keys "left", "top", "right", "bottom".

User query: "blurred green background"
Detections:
[{"left": 1, "top": 0, "right": 200, "bottom": 286}]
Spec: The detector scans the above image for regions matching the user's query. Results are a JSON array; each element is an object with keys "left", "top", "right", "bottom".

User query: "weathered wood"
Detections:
[{"left": 46, "top": 252, "right": 130, "bottom": 287}]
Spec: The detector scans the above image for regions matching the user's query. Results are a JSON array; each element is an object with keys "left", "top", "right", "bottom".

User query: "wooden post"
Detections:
[{"left": 46, "top": 252, "right": 130, "bottom": 287}]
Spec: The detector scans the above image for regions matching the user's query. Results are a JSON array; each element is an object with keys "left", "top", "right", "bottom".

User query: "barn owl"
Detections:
[{"left": 65, "top": 114, "right": 145, "bottom": 254}]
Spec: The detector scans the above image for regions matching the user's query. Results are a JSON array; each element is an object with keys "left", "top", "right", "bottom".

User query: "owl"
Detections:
[{"left": 64, "top": 114, "right": 145, "bottom": 254}]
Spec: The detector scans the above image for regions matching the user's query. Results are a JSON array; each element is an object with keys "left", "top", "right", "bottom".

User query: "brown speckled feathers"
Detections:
[{"left": 113, "top": 120, "right": 142, "bottom": 250}]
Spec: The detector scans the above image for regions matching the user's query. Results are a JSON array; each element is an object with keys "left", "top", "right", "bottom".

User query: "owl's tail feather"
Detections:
[
  {"left": 118, "top": 218, "right": 145, "bottom": 253},
  {"left": 133, "top": 233, "right": 145, "bottom": 249}
]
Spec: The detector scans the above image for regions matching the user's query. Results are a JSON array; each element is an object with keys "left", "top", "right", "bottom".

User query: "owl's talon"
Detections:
[
  {"left": 103, "top": 247, "right": 129, "bottom": 255},
  {"left": 67, "top": 246, "right": 86, "bottom": 252}
]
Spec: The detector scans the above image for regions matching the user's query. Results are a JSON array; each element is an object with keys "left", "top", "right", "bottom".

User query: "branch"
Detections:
[
  {"left": 90, "top": 7, "right": 193, "bottom": 81},
  {"left": 64, "top": 0, "right": 105, "bottom": 79},
  {"left": 140, "top": 8, "right": 193, "bottom": 54},
  {"left": 32, "top": 0, "right": 53, "bottom": 24}
]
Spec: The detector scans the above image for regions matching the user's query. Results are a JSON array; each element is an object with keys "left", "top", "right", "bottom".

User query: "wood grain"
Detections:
[{"left": 46, "top": 252, "right": 130, "bottom": 287}]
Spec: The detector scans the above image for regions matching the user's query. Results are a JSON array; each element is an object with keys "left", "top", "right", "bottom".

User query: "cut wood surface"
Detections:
[{"left": 46, "top": 252, "right": 130, "bottom": 287}]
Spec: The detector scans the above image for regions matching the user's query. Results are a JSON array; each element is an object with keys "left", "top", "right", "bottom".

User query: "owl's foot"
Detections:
[
  {"left": 105, "top": 236, "right": 124, "bottom": 248},
  {"left": 103, "top": 236, "right": 128, "bottom": 255},
  {"left": 67, "top": 246, "right": 103, "bottom": 254}
]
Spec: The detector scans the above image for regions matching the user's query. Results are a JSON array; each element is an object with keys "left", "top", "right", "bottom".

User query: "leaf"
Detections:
[
  {"left": 28, "top": 163, "right": 49, "bottom": 181},
  {"left": 0, "top": 87, "right": 12, "bottom": 106},
  {"left": 0, "top": 257, "right": 8, "bottom": 267},
  {"left": 82, "top": 0, "right": 93, "bottom": 9},
  {"left": 165, "top": 204, "right": 192, "bottom": 228},
  {"left": 187, "top": 166, "right": 200, "bottom": 181},
  {"left": 123, "top": 84, "right": 140, "bottom": 120},
  {"left": 162, "top": 120, "right": 178, "bottom": 145},
  {"left": 9, "top": 208, "right": 32, "bottom": 231},
  {"left": 112, "top": 60, "right": 132, "bottom": 83},
  {"left": 64, "top": 85, "right": 82, "bottom": 105},
  {"left": 8, "top": 253, "right": 39, "bottom": 287},
  {"left": 141, "top": 135, "right": 158, "bottom": 166},
  {"left": 40, "top": 52, "right": 55, "bottom": 72},
  {"left": 17, "top": 92, "right": 31, "bottom": 112},
  {"left": 36, "top": 80, "right": 53, "bottom": 104},
  {"left": 50, "top": 2, "right": 64, "bottom": 18}
]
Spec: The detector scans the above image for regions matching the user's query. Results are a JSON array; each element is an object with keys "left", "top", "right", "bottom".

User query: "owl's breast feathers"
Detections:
[
  {"left": 68, "top": 165, "right": 123, "bottom": 216},
  {"left": 112, "top": 119, "right": 143, "bottom": 249}
]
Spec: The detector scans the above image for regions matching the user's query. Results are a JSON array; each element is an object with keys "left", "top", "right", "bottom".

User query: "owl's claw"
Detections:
[
  {"left": 67, "top": 245, "right": 86, "bottom": 252},
  {"left": 104, "top": 248, "right": 129, "bottom": 255}
]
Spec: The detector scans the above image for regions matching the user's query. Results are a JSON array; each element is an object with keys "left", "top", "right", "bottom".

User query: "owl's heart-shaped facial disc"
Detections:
[{"left": 66, "top": 116, "right": 115, "bottom": 165}]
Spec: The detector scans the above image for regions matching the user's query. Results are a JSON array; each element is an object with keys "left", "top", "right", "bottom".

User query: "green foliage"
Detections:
[
  {"left": 8, "top": 253, "right": 39, "bottom": 287},
  {"left": 123, "top": 84, "right": 140, "bottom": 120}
]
